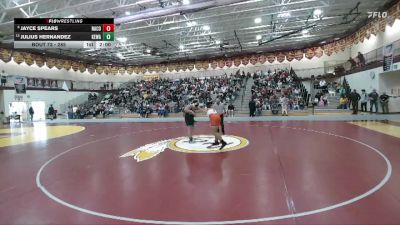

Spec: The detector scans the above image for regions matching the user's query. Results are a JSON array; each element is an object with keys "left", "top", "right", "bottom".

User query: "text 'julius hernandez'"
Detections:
[{"left": 47, "top": 19, "right": 83, "bottom": 24}]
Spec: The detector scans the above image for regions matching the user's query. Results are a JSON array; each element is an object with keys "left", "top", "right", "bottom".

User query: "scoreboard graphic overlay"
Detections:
[{"left": 14, "top": 18, "right": 115, "bottom": 49}]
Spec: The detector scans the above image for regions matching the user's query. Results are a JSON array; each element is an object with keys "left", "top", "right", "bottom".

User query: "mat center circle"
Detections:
[{"left": 168, "top": 134, "right": 249, "bottom": 153}]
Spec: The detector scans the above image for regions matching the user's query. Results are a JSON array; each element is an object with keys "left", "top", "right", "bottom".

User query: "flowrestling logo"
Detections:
[{"left": 368, "top": 11, "right": 388, "bottom": 19}]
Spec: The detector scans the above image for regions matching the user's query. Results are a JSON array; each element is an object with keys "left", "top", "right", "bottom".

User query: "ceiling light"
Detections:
[
  {"left": 146, "top": 49, "right": 151, "bottom": 53},
  {"left": 182, "top": 0, "right": 190, "bottom": 5},
  {"left": 67, "top": 14, "right": 74, "bottom": 18},
  {"left": 314, "top": 9, "right": 323, "bottom": 17},
  {"left": 179, "top": 44, "right": 184, "bottom": 49},
  {"left": 256, "top": 35, "right": 262, "bottom": 40},
  {"left": 125, "top": 11, "right": 131, "bottom": 16},
  {"left": 254, "top": 18, "right": 262, "bottom": 24},
  {"left": 186, "top": 21, "right": 197, "bottom": 27},
  {"left": 117, "top": 37, "right": 127, "bottom": 42},
  {"left": 116, "top": 53, "right": 124, "bottom": 59},
  {"left": 302, "top": 29, "right": 310, "bottom": 37},
  {"left": 202, "top": 25, "right": 210, "bottom": 31},
  {"left": 278, "top": 12, "right": 291, "bottom": 18},
  {"left": 215, "top": 40, "right": 221, "bottom": 44}
]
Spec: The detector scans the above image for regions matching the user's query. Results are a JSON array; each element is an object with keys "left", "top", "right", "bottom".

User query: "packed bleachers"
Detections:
[
  {"left": 67, "top": 68, "right": 312, "bottom": 118},
  {"left": 249, "top": 68, "right": 307, "bottom": 115},
  {"left": 70, "top": 73, "right": 245, "bottom": 118}
]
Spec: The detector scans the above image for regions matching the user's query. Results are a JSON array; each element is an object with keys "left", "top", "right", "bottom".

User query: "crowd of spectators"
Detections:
[
  {"left": 338, "top": 89, "right": 391, "bottom": 114},
  {"left": 66, "top": 92, "right": 113, "bottom": 119},
  {"left": 65, "top": 65, "right": 392, "bottom": 119},
  {"left": 308, "top": 75, "right": 393, "bottom": 114},
  {"left": 312, "top": 78, "right": 340, "bottom": 107},
  {"left": 70, "top": 73, "right": 245, "bottom": 118},
  {"left": 249, "top": 68, "right": 306, "bottom": 116}
]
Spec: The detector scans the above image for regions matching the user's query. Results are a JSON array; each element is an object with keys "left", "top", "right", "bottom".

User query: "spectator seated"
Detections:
[
  {"left": 250, "top": 69, "right": 307, "bottom": 115},
  {"left": 83, "top": 73, "right": 245, "bottom": 118}
]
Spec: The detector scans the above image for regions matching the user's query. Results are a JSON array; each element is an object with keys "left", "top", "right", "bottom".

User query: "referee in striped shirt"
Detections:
[{"left": 213, "top": 98, "right": 225, "bottom": 135}]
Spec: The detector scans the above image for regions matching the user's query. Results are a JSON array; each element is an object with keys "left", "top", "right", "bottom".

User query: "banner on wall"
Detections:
[
  {"left": 143, "top": 74, "right": 160, "bottom": 81},
  {"left": 383, "top": 43, "right": 394, "bottom": 71},
  {"left": 14, "top": 76, "right": 27, "bottom": 94},
  {"left": 62, "top": 81, "right": 69, "bottom": 91}
]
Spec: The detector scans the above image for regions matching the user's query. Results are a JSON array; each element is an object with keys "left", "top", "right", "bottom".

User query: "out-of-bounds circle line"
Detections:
[{"left": 36, "top": 124, "right": 392, "bottom": 225}]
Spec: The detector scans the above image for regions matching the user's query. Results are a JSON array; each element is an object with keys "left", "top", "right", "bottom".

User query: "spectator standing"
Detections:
[
  {"left": 48, "top": 104, "right": 55, "bottom": 120},
  {"left": 379, "top": 92, "right": 390, "bottom": 114},
  {"left": 227, "top": 103, "right": 235, "bottom": 117},
  {"left": 0, "top": 70, "right": 7, "bottom": 86},
  {"left": 349, "top": 89, "right": 361, "bottom": 114},
  {"left": 280, "top": 95, "right": 289, "bottom": 116},
  {"left": 28, "top": 106, "right": 34, "bottom": 121},
  {"left": 368, "top": 89, "right": 379, "bottom": 113},
  {"left": 338, "top": 85, "right": 346, "bottom": 96},
  {"left": 348, "top": 57, "right": 356, "bottom": 69},
  {"left": 360, "top": 89, "right": 368, "bottom": 112},
  {"left": 76, "top": 106, "right": 82, "bottom": 119},
  {"left": 67, "top": 106, "right": 73, "bottom": 119},
  {"left": 357, "top": 52, "right": 365, "bottom": 67},
  {"left": 339, "top": 95, "right": 348, "bottom": 109},
  {"left": 72, "top": 105, "right": 78, "bottom": 118},
  {"left": 158, "top": 103, "right": 166, "bottom": 118},
  {"left": 255, "top": 99, "right": 262, "bottom": 116},
  {"left": 249, "top": 99, "right": 256, "bottom": 117}
]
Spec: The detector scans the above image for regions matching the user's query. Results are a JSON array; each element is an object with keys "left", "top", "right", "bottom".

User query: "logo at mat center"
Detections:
[{"left": 120, "top": 135, "right": 249, "bottom": 162}]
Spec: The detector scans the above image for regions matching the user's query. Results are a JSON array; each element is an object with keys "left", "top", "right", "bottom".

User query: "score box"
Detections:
[
  {"left": 102, "top": 24, "right": 114, "bottom": 32},
  {"left": 102, "top": 32, "right": 114, "bottom": 41}
]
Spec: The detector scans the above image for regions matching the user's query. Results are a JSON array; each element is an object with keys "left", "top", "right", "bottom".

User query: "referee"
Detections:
[{"left": 213, "top": 98, "right": 225, "bottom": 135}]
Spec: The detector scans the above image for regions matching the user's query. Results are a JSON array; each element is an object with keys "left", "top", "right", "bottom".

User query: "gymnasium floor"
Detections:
[{"left": 1, "top": 116, "right": 400, "bottom": 225}]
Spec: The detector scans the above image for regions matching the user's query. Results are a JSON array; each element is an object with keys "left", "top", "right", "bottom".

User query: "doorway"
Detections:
[
  {"left": 31, "top": 101, "right": 46, "bottom": 121},
  {"left": 8, "top": 102, "right": 27, "bottom": 122}
]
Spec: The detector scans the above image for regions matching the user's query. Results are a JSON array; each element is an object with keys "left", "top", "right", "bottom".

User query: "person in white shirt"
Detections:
[
  {"left": 319, "top": 79, "right": 326, "bottom": 88},
  {"left": 360, "top": 89, "right": 368, "bottom": 112},
  {"left": 280, "top": 95, "right": 289, "bottom": 116},
  {"left": 294, "top": 87, "right": 300, "bottom": 96},
  {"left": 277, "top": 80, "right": 283, "bottom": 89}
]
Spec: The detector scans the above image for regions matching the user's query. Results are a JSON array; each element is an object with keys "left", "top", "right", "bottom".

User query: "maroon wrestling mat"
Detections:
[{"left": 0, "top": 121, "right": 399, "bottom": 225}]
